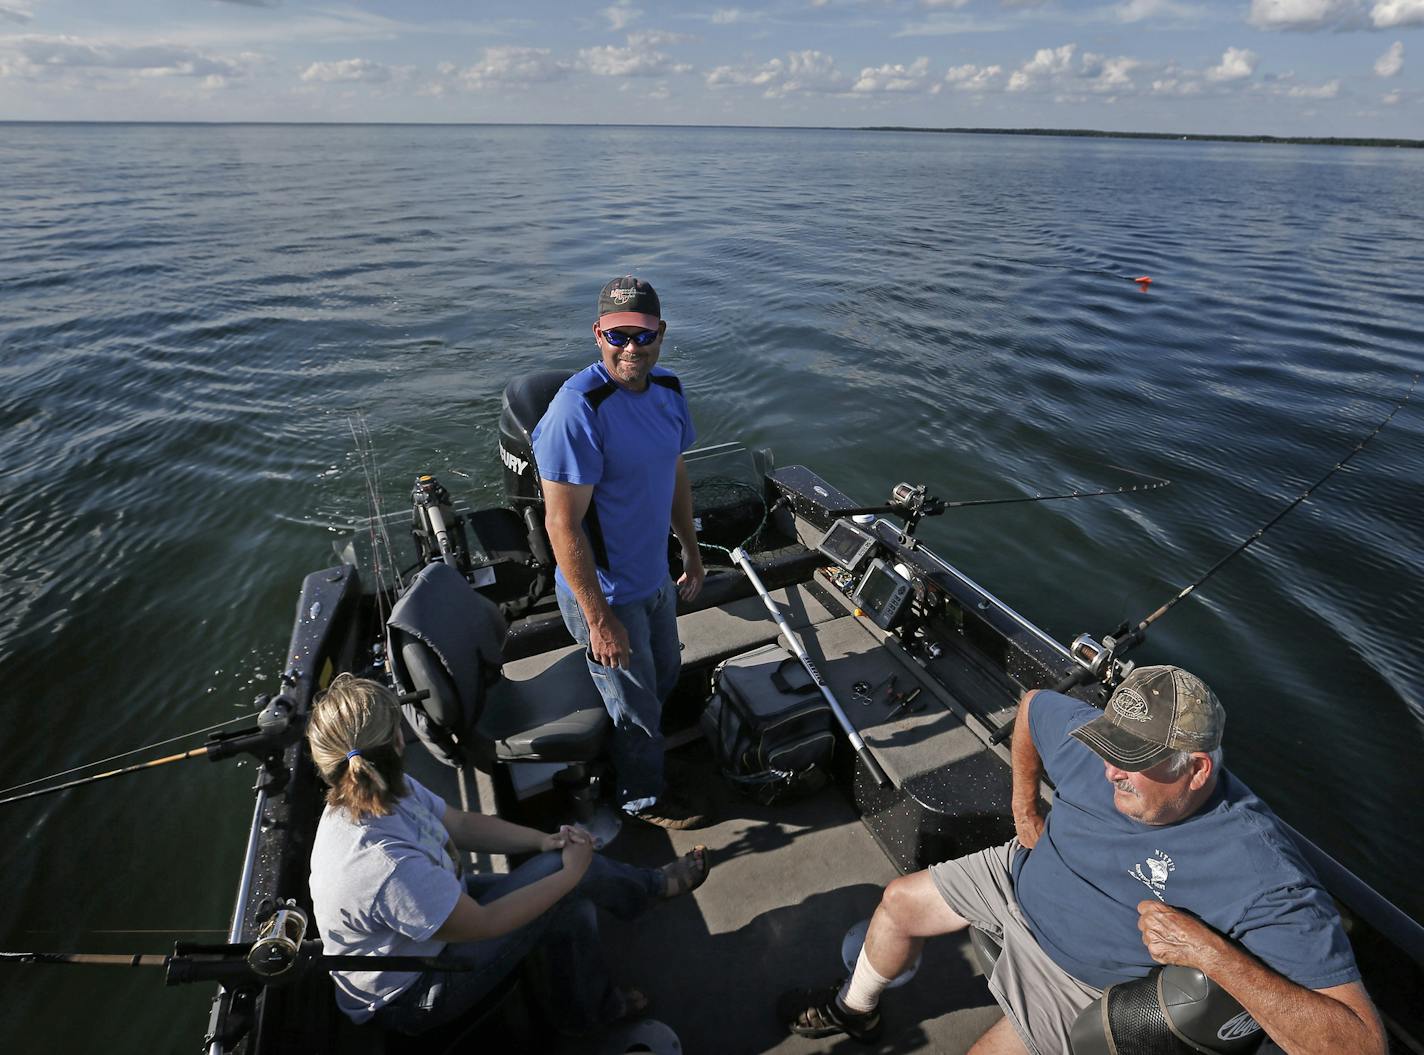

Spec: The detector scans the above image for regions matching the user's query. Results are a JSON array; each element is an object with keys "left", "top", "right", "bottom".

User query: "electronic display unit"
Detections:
[
  {"left": 817, "top": 518, "right": 878, "bottom": 573},
  {"left": 853, "top": 558, "right": 913, "bottom": 630}
]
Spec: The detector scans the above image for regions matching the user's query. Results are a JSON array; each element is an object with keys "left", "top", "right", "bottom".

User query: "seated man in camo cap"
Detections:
[{"left": 782, "top": 665, "right": 1385, "bottom": 1055}]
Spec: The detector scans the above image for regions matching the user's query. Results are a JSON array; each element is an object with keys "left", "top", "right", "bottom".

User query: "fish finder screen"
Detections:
[
  {"left": 859, "top": 564, "right": 900, "bottom": 611},
  {"left": 818, "top": 519, "right": 876, "bottom": 571},
  {"left": 854, "top": 558, "right": 912, "bottom": 629}
]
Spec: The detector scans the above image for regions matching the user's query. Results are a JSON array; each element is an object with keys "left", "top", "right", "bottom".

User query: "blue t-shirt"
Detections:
[
  {"left": 531, "top": 362, "right": 696, "bottom": 605},
  {"left": 1012, "top": 691, "right": 1359, "bottom": 992}
]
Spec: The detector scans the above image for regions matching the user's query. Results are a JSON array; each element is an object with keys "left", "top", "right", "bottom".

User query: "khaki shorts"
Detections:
[{"left": 930, "top": 839, "right": 1102, "bottom": 1055}]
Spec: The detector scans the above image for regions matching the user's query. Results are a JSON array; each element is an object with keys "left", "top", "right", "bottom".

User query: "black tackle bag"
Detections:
[{"left": 700, "top": 642, "right": 836, "bottom": 805}]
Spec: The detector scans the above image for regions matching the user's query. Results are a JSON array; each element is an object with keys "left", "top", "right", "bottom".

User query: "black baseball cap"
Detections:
[
  {"left": 1070, "top": 665, "right": 1225, "bottom": 772},
  {"left": 598, "top": 276, "right": 661, "bottom": 331}
]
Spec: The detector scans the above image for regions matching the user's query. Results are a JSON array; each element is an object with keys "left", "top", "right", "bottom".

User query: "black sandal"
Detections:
[{"left": 659, "top": 845, "right": 710, "bottom": 899}]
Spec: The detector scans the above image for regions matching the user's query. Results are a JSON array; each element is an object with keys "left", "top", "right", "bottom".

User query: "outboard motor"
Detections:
[{"left": 497, "top": 370, "right": 575, "bottom": 574}]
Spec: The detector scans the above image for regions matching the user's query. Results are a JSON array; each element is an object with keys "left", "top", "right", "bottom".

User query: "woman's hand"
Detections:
[
  {"left": 560, "top": 830, "right": 594, "bottom": 877},
  {"left": 539, "top": 824, "right": 594, "bottom": 853}
]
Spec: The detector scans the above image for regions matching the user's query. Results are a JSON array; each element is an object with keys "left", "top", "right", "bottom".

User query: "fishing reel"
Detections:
[
  {"left": 411, "top": 473, "right": 472, "bottom": 573},
  {"left": 247, "top": 900, "right": 309, "bottom": 980},
  {"left": 887, "top": 482, "right": 946, "bottom": 537},
  {"left": 1067, "top": 622, "right": 1140, "bottom": 687}
]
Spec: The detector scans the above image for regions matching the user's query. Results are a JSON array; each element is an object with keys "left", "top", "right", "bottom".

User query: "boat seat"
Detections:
[
  {"left": 479, "top": 647, "right": 609, "bottom": 763},
  {"left": 388, "top": 561, "right": 609, "bottom": 772},
  {"left": 968, "top": 929, "right": 1265, "bottom": 1054}
]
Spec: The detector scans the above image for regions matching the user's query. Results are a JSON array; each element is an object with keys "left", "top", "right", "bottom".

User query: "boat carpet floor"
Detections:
[{"left": 584, "top": 742, "right": 1006, "bottom": 1055}]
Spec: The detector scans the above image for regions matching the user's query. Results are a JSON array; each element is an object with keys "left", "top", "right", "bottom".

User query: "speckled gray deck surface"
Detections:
[{"left": 593, "top": 745, "right": 1007, "bottom": 1055}]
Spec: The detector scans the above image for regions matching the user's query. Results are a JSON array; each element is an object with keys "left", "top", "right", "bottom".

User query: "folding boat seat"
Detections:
[
  {"left": 968, "top": 929, "right": 1268, "bottom": 1054},
  {"left": 386, "top": 561, "right": 609, "bottom": 776}
]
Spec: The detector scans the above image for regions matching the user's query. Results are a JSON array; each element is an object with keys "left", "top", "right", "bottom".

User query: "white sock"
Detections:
[{"left": 838, "top": 947, "right": 893, "bottom": 1013}]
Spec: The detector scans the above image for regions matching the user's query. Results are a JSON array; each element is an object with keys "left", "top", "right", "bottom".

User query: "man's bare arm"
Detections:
[
  {"left": 669, "top": 455, "right": 703, "bottom": 602},
  {"left": 1137, "top": 901, "right": 1387, "bottom": 1055},
  {"left": 1010, "top": 690, "right": 1047, "bottom": 848},
  {"left": 542, "top": 479, "right": 628, "bottom": 667}
]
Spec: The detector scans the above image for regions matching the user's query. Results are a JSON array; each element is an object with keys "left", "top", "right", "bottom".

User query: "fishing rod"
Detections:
[
  {"left": 988, "top": 374, "right": 1419, "bottom": 745},
  {"left": 832, "top": 470, "right": 1172, "bottom": 536},
  {"left": 1, "top": 903, "right": 479, "bottom": 988},
  {"left": 0, "top": 690, "right": 429, "bottom": 807}
]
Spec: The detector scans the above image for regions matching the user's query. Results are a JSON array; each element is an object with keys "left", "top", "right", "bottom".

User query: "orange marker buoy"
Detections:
[{"left": 1134, "top": 276, "right": 1153, "bottom": 287}]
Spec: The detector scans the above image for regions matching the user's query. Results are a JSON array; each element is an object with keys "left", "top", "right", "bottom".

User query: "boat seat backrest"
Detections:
[
  {"left": 387, "top": 561, "right": 507, "bottom": 768},
  {"left": 1069, "top": 965, "right": 1265, "bottom": 1055}
]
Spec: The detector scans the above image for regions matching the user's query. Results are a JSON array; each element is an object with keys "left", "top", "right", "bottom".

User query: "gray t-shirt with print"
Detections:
[{"left": 309, "top": 774, "right": 462, "bottom": 1022}]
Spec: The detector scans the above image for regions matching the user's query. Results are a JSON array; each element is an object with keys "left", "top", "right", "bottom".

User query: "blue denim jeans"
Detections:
[
  {"left": 376, "top": 850, "right": 664, "bottom": 1036},
  {"left": 556, "top": 577, "right": 682, "bottom": 812}
]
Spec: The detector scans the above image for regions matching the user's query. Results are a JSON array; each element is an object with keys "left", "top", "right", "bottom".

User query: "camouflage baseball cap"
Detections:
[{"left": 1070, "top": 665, "right": 1224, "bottom": 772}]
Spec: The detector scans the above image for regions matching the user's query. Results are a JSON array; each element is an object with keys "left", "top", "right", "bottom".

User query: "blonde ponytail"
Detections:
[{"left": 307, "top": 674, "right": 407, "bottom": 819}]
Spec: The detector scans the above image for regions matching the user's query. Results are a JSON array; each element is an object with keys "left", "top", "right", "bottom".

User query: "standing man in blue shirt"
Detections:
[
  {"left": 783, "top": 665, "right": 1386, "bottom": 1055},
  {"left": 532, "top": 277, "right": 710, "bottom": 830}
]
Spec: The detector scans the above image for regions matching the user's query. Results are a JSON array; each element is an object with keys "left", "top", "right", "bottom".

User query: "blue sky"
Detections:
[{"left": 1, "top": 0, "right": 1419, "bottom": 137}]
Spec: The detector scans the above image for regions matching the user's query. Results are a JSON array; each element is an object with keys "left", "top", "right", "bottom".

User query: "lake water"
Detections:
[{"left": 1, "top": 123, "right": 1421, "bottom": 1050}]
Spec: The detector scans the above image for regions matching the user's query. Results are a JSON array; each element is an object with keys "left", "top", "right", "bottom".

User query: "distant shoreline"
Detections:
[
  {"left": 861, "top": 125, "right": 1424, "bottom": 149},
  {"left": 2, "top": 120, "right": 1420, "bottom": 148}
]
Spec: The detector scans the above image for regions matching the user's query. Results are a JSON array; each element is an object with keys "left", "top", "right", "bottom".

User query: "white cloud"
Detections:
[
  {"left": 1372, "top": 0, "right": 1424, "bottom": 25},
  {"left": 1206, "top": 46, "right": 1257, "bottom": 81},
  {"left": 578, "top": 45, "right": 690, "bottom": 77},
  {"left": 1152, "top": 77, "right": 1203, "bottom": 95},
  {"left": 1373, "top": 40, "right": 1404, "bottom": 75},
  {"left": 0, "top": 3, "right": 33, "bottom": 24},
  {"left": 1285, "top": 78, "right": 1341, "bottom": 96},
  {"left": 1083, "top": 53, "right": 1142, "bottom": 90},
  {"left": 706, "top": 49, "right": 850, "bottom": 96},
  {"left": 853, "top": 56, "right": 931, "bottom": 92},
  {"left": 711, "top": 8, "right": 760, "bottom": 23},
  {"left": 300, "top": 58, "right": 392, "bottom": 84},
  {"left": 455, "top": 46, "right": 569, "bottom": 89},
  {"left": 1381, "top": 88, "right": 1401, "bottom": 102},
  {"left": 626, "top": 30, "right": 695, "bottom": 48},
  {"left": 1247, "top": 0, "right": 1359, "bottom": 29},
  {"left": 920, "top": 0, "right": 971, "bottom": 8},
  {"left": 1008, "top": 43, "right": 1075, "bottom": 91},
  {"left": 603, "top": 2, "right": 640, "bottom": 32},
  {"left": 1113, "top": 0, "right": 1199, "bottom": 22},
  {"left": 945, "top": 63, "right": 1003, "bottom": 90},
  {"left": 4, "top": 35, "right": 250, "bottom": 79}
]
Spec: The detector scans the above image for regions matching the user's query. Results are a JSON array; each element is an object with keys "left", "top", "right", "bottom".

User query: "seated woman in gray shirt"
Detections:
[{"left": 306, "top": 674, "right": 709, "bottom": 1036}]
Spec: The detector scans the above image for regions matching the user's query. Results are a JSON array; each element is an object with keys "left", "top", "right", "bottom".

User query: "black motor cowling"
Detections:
[{"left": 498, "top": 369, "right": 575, "bottom": 517}]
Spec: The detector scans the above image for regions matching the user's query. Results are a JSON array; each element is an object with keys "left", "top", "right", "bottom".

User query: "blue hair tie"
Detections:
[{"left": 345, "top": 749, "right": 362, "bottom": 761}]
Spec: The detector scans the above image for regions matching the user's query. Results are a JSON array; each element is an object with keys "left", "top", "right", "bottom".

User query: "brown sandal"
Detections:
[{"left": 659, "top": 845, "right": 710, "bottom": 899}]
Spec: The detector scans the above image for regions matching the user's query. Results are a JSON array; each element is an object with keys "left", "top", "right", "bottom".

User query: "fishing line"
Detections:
[
  {"left": 349, "top": 413, "right": 402, "bottom": 677},
  {"left": 1126, "top": 373, "right": 1418, "bottom": 637},
  {"left": 0, "top": 714, "right": 254, "bottom": 801},
  {"left": 987, "top": 374, "right": 1417, "bottom": 744},
  {"left": 934, "top": 465, "right": 1170, "bottom": 511}
]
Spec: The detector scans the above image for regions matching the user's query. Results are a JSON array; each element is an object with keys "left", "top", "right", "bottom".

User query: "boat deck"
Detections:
[
  {"left": 396, "top": 574, "right": 1020, "bottom": 1053},
  {"left": 598, "top": 744, "right": 1006, "bottom": 1055}
]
